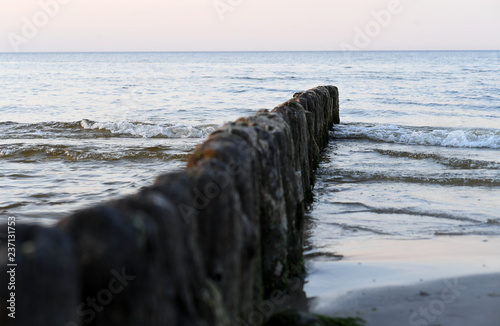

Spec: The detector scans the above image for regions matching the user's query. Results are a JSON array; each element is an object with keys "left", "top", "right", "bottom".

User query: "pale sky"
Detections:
[{"left": 1, "top": 0, "right": 499, "bottom": 52}]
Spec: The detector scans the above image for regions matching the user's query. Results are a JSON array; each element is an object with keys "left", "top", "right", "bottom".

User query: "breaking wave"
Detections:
[
  {"left": 332, "top": 123, "right": 500, "bottom": 149},
  {"left": 0, "top": 120, "right": 218, "bottom": 139},
  {"left": 80, "top": 119, "right": 218, "bottom": 138}
]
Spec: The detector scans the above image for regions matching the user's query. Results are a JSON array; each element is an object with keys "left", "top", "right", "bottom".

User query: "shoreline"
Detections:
[
  {"left": 305, "top": 236, "right": 500, "bottom": 325},
  {"left": 310, "top": 273, "right": 500, "bottom": 326}
]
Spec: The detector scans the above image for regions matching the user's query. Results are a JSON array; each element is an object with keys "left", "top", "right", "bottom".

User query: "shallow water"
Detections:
[
  {"left": 309, "top": 129, "right": 500, "bottom": 243},
  {"left": 300, "top": 52, "right": 500, "bottom": 308}
]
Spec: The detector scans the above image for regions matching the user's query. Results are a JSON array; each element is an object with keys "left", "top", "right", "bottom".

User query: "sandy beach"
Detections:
[{"left": 305, "top": 236, "right": 500, "bottom": 326}]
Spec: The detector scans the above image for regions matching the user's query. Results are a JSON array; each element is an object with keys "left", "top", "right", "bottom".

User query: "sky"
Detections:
[{"left": 1, "top": 0, "right": 499, "bottom": 52}]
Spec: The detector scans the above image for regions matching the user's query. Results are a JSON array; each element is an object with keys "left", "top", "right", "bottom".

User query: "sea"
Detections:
[{"left": 1, "top": 51, "right": 500, "bottom": 300}]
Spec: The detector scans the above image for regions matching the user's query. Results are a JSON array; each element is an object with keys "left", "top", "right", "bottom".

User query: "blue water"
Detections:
[{"left": 1, "top": 51, "right": 499, "bottom": 238}]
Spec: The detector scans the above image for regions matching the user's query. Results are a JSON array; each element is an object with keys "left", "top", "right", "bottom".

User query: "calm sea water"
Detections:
[{"left": 1, "top": 51, "right": 499, "bottom": 242}]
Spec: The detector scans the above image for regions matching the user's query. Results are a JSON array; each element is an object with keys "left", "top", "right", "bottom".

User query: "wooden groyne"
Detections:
[{"left": 0, "top": 86, "right": 339, "bottom": 326}]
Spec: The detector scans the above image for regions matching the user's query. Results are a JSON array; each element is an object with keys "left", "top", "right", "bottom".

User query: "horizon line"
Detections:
[{"left": 1, "top": 49, "right": 499, "bottom": 55}]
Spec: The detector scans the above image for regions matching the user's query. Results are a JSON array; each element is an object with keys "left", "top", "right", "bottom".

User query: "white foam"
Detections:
[
  {"left": 80, "top": 119, "right": 217, "bottom": 138},
  {"left": 333, "top": 124, "right": 500, "bottom": 149},
  {"left": 0, "top": 149, "right": 14, "bottom": 156}
]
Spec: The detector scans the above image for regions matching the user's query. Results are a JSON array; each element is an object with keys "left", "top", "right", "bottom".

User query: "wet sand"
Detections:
[{"left": 305, "top": 236, "right": 500, "bottom": 325}]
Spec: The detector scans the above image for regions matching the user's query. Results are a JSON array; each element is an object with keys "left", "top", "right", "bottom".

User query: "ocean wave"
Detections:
[
  {"left": 324, "top": 200, "right": 481, "bottom": 224},
  {"left": 80, "top": 119, "right": 217, "bottom": 138},
  {"left": 229, "top": 76, "right": 297, "bottom": 81},
  {"left": 323, "top": 170, "right": 500, "bottom": 187},
  {"left": 374, "top": 149, "right": 500, "bottom": 169},
  {"left": 0, "top": 120, "right": 218, "bottom": 139},
  {"left": 332, "top": 123, "right": 500, "bottom": 149},
  {"left": 0, "top": 144, "right": 190, "bottom": 162}
]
